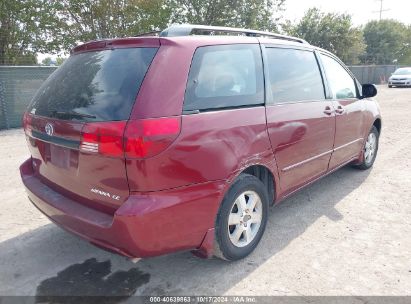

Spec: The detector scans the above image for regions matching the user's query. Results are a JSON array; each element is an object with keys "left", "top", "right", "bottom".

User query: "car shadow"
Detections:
[{"left": 0, "top": 166, "right": 371, "bottom": 299}]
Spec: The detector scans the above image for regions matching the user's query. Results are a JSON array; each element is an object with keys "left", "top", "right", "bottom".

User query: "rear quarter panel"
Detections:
[{"left": 126, "top": 107, "right": 274, "bottom": 192}]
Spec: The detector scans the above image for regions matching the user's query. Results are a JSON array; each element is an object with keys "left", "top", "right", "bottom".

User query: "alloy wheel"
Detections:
[
  {"left": 227, "top": 191, "right": 263, "bottom": 248},
  {"left": 364, "top": 132, "right": 377, "bottom": 165}
]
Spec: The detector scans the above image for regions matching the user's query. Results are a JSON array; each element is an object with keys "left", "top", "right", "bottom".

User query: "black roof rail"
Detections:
[{"left": 159, "top": 24, "right": 308, "bottom": 44}]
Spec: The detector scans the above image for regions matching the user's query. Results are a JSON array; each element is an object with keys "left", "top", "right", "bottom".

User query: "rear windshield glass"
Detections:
[{"left": 28, "top": 47, "right": 158, "bottom": 121}]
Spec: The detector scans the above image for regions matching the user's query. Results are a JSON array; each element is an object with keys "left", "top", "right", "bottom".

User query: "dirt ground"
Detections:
[{"left": 0, "top": 86, "right": 410, "bottom": 297}]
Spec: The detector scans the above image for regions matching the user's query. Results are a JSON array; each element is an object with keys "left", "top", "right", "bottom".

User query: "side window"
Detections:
[
  {"left": 320, "top": 54, "right": 357, "bottom": 99},
  {"left": 265, "top": 48, "right": 325, "bottom": 103},
  {"left": 184, "top": 44, "right": 264, "bottom": 111}
]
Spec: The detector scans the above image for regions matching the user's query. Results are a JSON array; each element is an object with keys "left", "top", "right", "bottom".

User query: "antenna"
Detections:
[{"left": 373, "top": 0, "right": 390, "bottom": 20}]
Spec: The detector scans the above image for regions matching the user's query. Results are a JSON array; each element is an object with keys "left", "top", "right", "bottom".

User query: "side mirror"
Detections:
[{"left": 362, "top": 84, "right": 377, "bottom": 98}]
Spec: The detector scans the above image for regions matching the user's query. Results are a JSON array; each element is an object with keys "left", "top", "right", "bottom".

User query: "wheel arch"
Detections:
[
  {"left": 242, "top": 165, "right": 275, "bottom": 205},
  {"left": 224, "top": 163, "right": 279, "bottom": 206},
  {"left": 373, "top": 118, "right": 382, "bottom": 135}
]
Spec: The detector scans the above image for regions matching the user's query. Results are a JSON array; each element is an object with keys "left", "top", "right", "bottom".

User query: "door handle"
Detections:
[
  {"left": 335, "top": 106, "right": 345, "bottom": 114},
  {"left": 323, "top": 106, "right": 333, "bottom": 115}
]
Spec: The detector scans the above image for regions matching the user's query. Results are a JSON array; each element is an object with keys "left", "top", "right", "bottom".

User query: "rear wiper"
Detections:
[{"left": 52, "top": 110, "right": 96, "bottom": 120}]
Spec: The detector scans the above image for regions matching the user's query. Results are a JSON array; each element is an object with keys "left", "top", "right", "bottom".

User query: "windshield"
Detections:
[
  {"left": 28, "top": 47, "right": 158, "bottom": 121},
  {"left": 393, "top": 68, "right": 411, "bottom": 75}
]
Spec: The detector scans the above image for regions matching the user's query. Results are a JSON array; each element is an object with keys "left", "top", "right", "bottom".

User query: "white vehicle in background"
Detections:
[{"left": 388, "top": 67, "right": 411, "bottom": 88}]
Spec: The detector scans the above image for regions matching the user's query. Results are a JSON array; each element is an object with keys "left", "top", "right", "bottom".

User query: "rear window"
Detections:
[
  {"left": 28, "top": 47, "right": 158, "bottom": 121},
  {"left": 184, "top": 44, "right": 264, "bottom": 111}
]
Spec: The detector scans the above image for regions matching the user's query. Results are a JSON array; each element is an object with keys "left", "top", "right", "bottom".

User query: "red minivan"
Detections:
[{"left": 20, "top": 25, "right": 381, "bottom": 261}]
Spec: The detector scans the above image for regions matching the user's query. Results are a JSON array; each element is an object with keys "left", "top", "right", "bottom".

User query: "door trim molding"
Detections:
[
  {"left": 278, "top": 156, "right": 358, "bottom": 202},
  {"left": 333, "top": 138, "right": 363, "bottom": 152},
  {"left": 282, "top": 149, "right": 333, "bottom": 172},
  {"left": 281, "top": 137, "right": 363, "bottom": 173}
]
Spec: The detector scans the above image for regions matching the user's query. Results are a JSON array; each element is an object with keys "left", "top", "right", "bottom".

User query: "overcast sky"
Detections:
[{"left": 284, "top": 0, "right": 411, "bottom": 25}]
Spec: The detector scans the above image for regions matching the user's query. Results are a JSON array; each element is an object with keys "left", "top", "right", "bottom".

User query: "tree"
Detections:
[
  {"left": 41, "top": 57, "right": 53, "bottom": 66},
  {"left": 56, "top": 57, "right": 67, "bottom": 66},
  {"left": 2, "top": 0, "right": 287, "bottom": 63},
  {"left": 53, "top": 0, "right": 286, "bottom": 51},
  {"left": 45, "top": 0, "right": 286, "bottom": 53},
  {"left": 40, "top": 56, "right": 66, "bottom": 66},
  {"left": 54, "top": 0, "right": 173, "bottom": 49},
  {"left": 0, "top": 0, "right": 60, "bottom": 65},
  {"left": 284, "top": 8, "right": 365, "bottom": 64},
  {"left": 399, "top": 26, "right": 411, "bottom": 65},
  {"left": 363, "top": 19, "right": 411, "bottom": 64},
  {"left": 168, "top": 0, "right": 285, "bottom": 31}
]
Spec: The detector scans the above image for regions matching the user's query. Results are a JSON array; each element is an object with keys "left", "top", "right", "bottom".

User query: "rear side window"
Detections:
[
  {"left": 184, "top": 44, "right": 264, "bottom": 111},
  {"left": 28, "top": 47, "right": 158, "bottom": 121},
  {"left": 320, "top": 54, "right": 357, "bottom": 99},
  {"left": 265, "top": 48, "right": 325, "bottom": 103}
]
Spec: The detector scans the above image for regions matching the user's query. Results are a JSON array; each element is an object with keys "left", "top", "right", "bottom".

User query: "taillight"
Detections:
[
  {"left": 22, "top": 112, "right": 32, "bottom": 134},
  {"left": 80, "top": 117, "right": 181, "bottom": 159},
  {"left": 80, "top": 121, "right": 127, "bottom": 158},
  {"left": 124, "top": 117, "right": 181, "bottom": 159}
]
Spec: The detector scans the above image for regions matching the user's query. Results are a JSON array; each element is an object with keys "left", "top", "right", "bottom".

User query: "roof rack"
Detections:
[{"left": 159, "top": 24, "right": 308, "bottom": 44}]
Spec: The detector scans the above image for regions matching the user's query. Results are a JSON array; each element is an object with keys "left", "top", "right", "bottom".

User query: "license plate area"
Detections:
[{"left": 49, "top": 144, "right": 71, "bottom": 169}]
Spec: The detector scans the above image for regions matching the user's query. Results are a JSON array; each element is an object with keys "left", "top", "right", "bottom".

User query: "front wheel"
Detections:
[
  {"left": 214, "top": 174, "right": 269, "bottom": 261},
  {"left": 354, "top": 126, "right": 379, "bottom": 170}
]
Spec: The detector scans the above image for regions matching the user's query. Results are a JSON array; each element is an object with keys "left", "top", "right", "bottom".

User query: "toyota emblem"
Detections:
[{"left": 45, "top": 123, "right": 54, "bottom": 136}]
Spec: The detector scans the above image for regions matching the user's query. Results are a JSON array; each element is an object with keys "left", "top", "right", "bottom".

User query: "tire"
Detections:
[
  {"left": 214, "top": 174, "right": 269, "bottom": 261},
  {"left": 354, "top": 126, "right": 379, "bottom": 170},
  {"left": 388, "top": 85, "right": 392, "bottom": 88}
]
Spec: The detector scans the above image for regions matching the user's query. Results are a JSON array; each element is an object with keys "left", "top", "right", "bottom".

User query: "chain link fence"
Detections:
[
  {"left": 0, "top": 66, "right": 57, "bottom": 129},
  {"left": 348, "top": 65, "right": 407, "bottom": 85},
  {"left": 0, "top": 64, "right": 408, "bottom": 130}
]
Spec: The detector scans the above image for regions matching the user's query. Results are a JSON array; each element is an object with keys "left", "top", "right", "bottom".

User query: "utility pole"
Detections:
[{"left": 373, "top": 0, "right": 390, "bottom": 21}]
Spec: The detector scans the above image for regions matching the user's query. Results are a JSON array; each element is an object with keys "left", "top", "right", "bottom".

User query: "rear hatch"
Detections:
[{"left": 23, "top": 43, "right": 158, "bottom": 214}]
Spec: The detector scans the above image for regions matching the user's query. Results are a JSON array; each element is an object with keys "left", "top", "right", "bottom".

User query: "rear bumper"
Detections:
[{"left": 20, "top": 158, "right": 225, "bottom": 258}]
